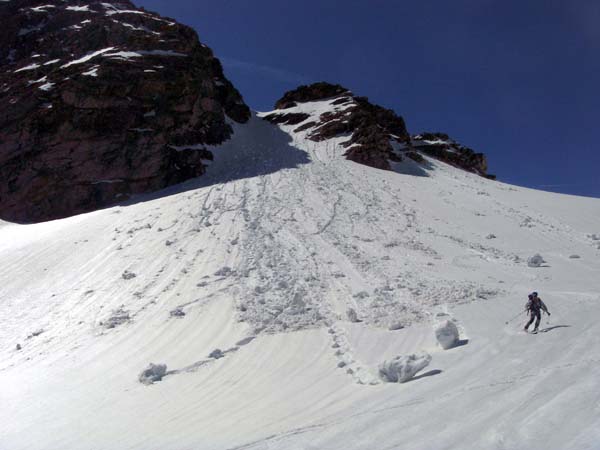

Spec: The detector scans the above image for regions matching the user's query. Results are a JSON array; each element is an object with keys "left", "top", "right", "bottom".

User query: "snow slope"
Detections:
[{"left": 1, "top": 104, "right": 600, "bottom": 450}]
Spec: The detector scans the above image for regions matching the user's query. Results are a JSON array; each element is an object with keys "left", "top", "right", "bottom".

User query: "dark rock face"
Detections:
[
  {"left": 266, "top": 82, "right": 493, "bottom": 177},
  {"left": 0, "top": 0, "right": 250, "bottom": 223},
  {"left": 262, "top": 112, "right": 310, "bottom": 126},
  {"left": 274, "top": 82, "right": 349, "bottom": 110},
  {"left": 412, "top": 132, "right": 494, "bottom": 178}
]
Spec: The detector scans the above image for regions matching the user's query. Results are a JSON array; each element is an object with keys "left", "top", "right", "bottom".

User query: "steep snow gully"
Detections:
[{"left": 1, "top": 102, "right": 600, "bottom": 449}]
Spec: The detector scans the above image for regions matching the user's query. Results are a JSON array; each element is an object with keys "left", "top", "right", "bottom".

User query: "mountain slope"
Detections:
[{"left": 1, "top": 103, "right": 600, "bottom": 449}]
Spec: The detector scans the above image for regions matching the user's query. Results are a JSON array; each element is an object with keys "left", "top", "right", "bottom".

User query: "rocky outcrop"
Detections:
[
  {"left": 411, "top": 132, "right": 494, "bottom": 179},
  {"left": 0, "top": 0, "right": 250, "bottom": 223},
  {"left": 265, "top": 83, "right": 410, "bottom": 171},
  {"left": 274, "top": 82, "right": 349, "bottom": 110},
  {"left": 265, "top": 82, "right": 493, "bottom": 177}
]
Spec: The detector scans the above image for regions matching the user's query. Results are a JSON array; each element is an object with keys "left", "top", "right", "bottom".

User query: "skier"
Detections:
[{"left": 524, "top": 291, "right": 550, "bottom": 333}]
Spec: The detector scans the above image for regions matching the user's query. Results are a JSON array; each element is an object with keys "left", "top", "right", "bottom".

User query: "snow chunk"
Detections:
[
  {"left": 378, "top": 352, "right": 432, "bottom": 383},
  {"left": 138, "top": 363, "right": 167, "bottom": 385},
  {"left": 209, "top": 349, "right": 224, "bottom": 359},
  {"left": 435, "top": 320, "right": 460, "bottom": 350},
  {"left": 27, "top": 329, "right": 44, "bottom": 339},
  {"left": 527, "top": 254, "right": 546, "bottom": 268},
  {"left": 122, "top": 270, "right": 137, "bottom": 280},
  {"left": 346, "top": 308, "right": 359, "bottom": 323},
  {"left": 169, "top": 307, "right": 185, "bottom": 318}
]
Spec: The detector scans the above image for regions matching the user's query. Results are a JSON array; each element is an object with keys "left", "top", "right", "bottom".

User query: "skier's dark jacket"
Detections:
[{"left": 525, "top": 297, "right": 548, "bottom": 314}]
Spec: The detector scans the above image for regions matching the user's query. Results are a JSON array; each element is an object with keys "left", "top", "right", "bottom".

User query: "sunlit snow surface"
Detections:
[{"left": 1, "top": 108, "right": 600, "bottom": 450}]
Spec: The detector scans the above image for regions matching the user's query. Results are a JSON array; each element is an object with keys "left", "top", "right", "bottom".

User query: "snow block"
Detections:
[
  {"left": 527, "top": 254, "right": 545, "bottom": 267},
  {"left": 346, "top": 308, "right": 359, "bottom": 323},
  {"left": 103, "top": 308, "right": 130, "bottom": 329},
  {"left": 435, "top": 320, "right": 460, "bottom": 350},
  {"left": 378, "top": 353, "right": 432, "bottom": 383},
  {"left": 169, "top": 307, "right": 185, "bottom": 318},
  {"left": 139, "top": 363, "right": 167, "bottom": 385}
]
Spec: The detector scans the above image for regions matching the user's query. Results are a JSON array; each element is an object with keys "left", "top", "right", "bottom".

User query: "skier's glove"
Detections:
[{"left": 547, "top": 312, "right": 551, "bottom": 316}]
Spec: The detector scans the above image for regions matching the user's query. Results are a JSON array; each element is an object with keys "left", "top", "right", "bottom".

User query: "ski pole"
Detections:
[{"left": 505, "top": 310, "right": 525, "bottom": 325}]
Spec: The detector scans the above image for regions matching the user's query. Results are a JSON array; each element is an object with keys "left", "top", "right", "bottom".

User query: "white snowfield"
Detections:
[{"left": 1, "top": 101, "right": 600, "bottom": 450}]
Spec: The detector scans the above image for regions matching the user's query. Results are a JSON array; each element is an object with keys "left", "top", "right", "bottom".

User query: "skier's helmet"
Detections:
[{"left": 532, "top": 291, "right": 538, "bottom": 297}]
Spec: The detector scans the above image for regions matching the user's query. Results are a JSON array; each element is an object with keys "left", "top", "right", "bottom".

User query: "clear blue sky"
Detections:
[{"left": 137, "top": 0, "right": 600, "bottom": 198}]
